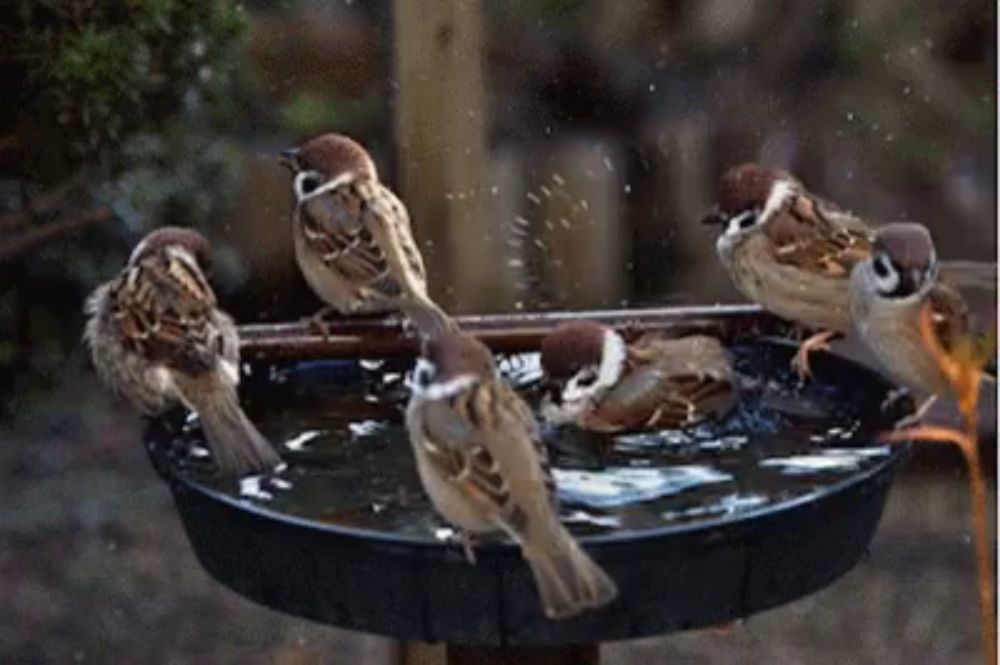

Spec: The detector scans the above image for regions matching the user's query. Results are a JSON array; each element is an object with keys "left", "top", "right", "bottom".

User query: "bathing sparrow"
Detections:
[
  {"left": 539, "top": 321, "right": 735, "bottom": 433},
  {"left": 84, "top": 227, "right": 281, "bottom": 475},
  {"left": 406, "top": 330, "right": 618, "bottom": 619}
]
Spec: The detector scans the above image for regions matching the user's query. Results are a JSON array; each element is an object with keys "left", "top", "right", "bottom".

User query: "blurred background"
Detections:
[{"left": 0, "top": 0, "right": 995, "bottom": 662}]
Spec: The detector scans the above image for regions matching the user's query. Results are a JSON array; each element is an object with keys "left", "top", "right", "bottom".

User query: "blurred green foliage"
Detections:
[
  {"left": 1, "top": 0, "right": 254, "bottom": 410},
  {"left": 15, "top": 0, "right": 248, "bottom": 173},
  {"left": 279, "top": 89, "right": 383, "bottom": 138}
]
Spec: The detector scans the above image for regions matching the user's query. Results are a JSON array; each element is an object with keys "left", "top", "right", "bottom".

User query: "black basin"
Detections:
[{"left": 145, "top": 307, "right": 910, "bottom": 647}]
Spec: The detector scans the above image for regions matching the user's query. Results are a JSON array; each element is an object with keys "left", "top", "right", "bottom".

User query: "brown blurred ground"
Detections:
[{"left": 0, "top": 355, "right": 993, "bottom": 665}]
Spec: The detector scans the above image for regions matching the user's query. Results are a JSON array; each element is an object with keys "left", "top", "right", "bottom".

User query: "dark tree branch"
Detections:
[{"left": 0, "top": 206, "right": 112, "bottom": 262}]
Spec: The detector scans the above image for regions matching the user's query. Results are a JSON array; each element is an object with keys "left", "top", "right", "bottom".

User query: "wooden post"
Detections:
[
  {"left": 219, "top": 148, "right": 301, "bottom": 319},
  {"left": 637, "top": 111, "right": 738, "bottom": 304},
  {"left": 392, "top": 0, "right": 496, "bottom": 314},
  {"left": 529, "top": 138, "right": 627, "bottom": 309}
]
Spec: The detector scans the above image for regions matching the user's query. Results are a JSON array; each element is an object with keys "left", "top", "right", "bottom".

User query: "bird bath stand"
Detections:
[{"left": 145, "top": 306, "right": 911, "bottom": 665}]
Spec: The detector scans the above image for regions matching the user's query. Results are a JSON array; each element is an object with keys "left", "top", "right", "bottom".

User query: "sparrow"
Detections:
[
  {"left": 406, "top": 330, "right": 618, "bottom": 619},
  {"left": 848, "top": 222, "right": 973, "bottom": 423},
  {"left": 84, "top": 227, "right": 282, "bottom": 476},
  {"left": 701, "top": 163, "right": 874, "bottom": 378},
  {"left": 539, "top": 321, "right": 736, "bottom": 433},
  {"left": 280, "top": 132, "right": 454, "bottom": 336}
]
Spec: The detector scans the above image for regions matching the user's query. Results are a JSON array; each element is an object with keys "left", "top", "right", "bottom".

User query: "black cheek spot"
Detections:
[{"left": 301, "top": 174, "right": 322, "bottom": 194}]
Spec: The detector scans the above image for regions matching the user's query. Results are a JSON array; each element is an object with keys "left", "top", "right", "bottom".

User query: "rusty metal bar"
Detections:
[{"left": 238, "top": 304, "right": 790, "bottom": 362}]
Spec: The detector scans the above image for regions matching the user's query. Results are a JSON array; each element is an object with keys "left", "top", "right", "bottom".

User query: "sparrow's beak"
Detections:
[
  {"left": 540, "top": 380, "right": 563, "bottom": 406},
  {"left": 278, "top": 148, "right": 299, "bottom": 172},
  {"left": 700, "top": 207, "right": 727, "bottom": 226},
  {"left": 900, "top": 269, "right": 925, "bottom": 296}
]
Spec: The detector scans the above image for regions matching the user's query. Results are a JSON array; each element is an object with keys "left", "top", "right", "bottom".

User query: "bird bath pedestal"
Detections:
[{"left": 145, "top": 306, "right": 910, "bottom": 665}]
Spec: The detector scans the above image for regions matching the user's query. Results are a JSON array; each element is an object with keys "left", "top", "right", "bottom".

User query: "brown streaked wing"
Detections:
[
  {"left": 497, "top": 381, "right": 557, "bottom": 501},
  {"left": 763, "top": 192, "right": 873, "bottom": 278},
  {"left": 419, "top": 383, "right": 531, "bottom": 530},
  {"left": 360, "top": 181, "right": 428, "bottom": 288},
  {"left": 590, "top": 363, "right": 733, "bottom": 432},
  {"left": 111, "top": 256, "right": 220, "bottom": 376},
  {"left": 300, "top": 185, "right": 400, "bottom": 295}
]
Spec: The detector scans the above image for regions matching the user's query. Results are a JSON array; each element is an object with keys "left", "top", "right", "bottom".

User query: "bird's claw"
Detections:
[
  {"left": 460, "top": 531, "right": 477, "bottom": 565},
  {"left": 304, "top": 307, "right": 335, "bottom": 340},
  {"left": 791, "top": 330, "right": 837, "bottom": 381}
]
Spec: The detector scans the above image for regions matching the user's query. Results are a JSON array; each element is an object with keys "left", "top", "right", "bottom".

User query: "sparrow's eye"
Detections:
[
  {"left": 576, "top": 369, "right": 598, "bottom": 388},
  {"left": 738, "top": 211, "right": 757, "bottom": 229},
  {"left": 725, "top": 210, "right": 758, "bottom": 236},
  {"left": 301, "top": 174, "right": 322, "bottom": 194}
]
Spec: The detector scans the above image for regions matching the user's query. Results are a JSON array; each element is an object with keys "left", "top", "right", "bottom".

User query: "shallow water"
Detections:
[{"left": 154, "top": 342, "right": 900, "bottom": 543}]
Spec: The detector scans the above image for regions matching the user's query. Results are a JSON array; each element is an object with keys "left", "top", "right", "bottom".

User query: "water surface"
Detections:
[{"left": 155, "top": 342, "right": 898, "bottom": 542}]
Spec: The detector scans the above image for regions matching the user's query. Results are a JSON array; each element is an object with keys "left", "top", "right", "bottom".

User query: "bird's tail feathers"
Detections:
[
  {"left": 401, "top": 295, "right": 458, "bottom": 339},
  {"left": 520, "top": 517, "right": 618, "bottom": 619},
  {"left": 175, "top": 372, "right": 282, "bottom": 476}
]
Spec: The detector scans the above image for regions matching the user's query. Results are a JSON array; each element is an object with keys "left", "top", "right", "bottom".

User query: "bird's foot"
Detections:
[
  {"left": 791, "top": 330, "right": 839, "bottom": 381},
  {"left": 304, "top": 307, "right": 335, "bottom": 339},
  {"left": 460, "top": 531, "right": 478, "bottom": 565}
]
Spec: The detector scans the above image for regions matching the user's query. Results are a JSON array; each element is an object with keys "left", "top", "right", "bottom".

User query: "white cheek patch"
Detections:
[
  {"left": 598, "top": 329, "right": 626, "bottom": 387},
  {"left": 560, "top": 368, "right": 600, "bottom": 405},
  {"left": 295, "top": 170, "right": 357, "bottom": 202},
  {"left": 760, "top": 179, "right": 795, "bottom": 224},
  {"left": 407, "top": 359, "right": 478, "bottom": 402},
  {"left": 872, "top": 255, "right": 900, "bottom": 295},
  {"left": 547, "top": 329, "right": 627, "bottom": 423}
]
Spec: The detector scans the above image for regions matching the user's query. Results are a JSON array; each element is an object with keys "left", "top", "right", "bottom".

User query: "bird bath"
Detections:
[{"left": 145, "top": 306, "right": 911, "bottom": 664}]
